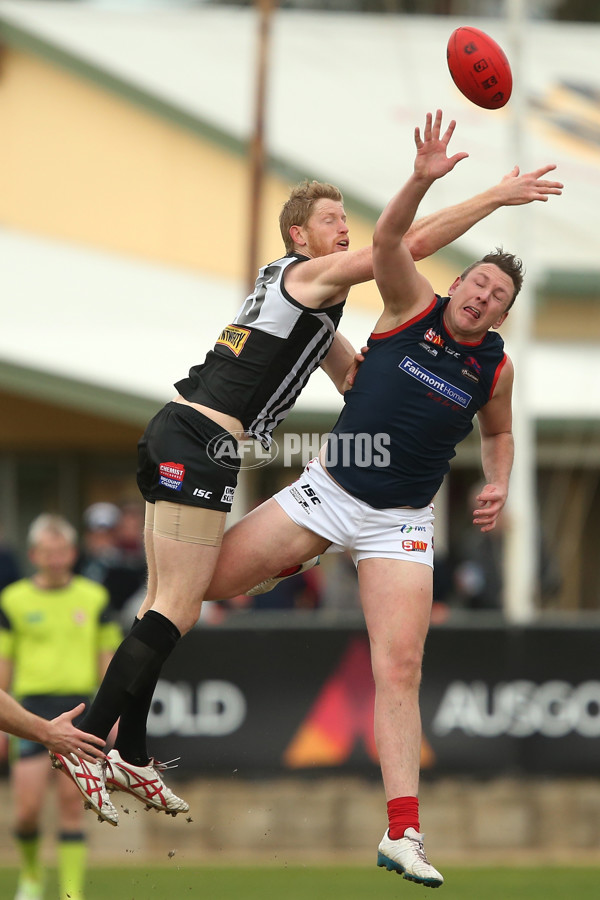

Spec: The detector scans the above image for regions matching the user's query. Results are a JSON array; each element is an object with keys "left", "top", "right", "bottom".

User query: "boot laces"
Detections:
[{"left": 151, "top": 757, "right": 181, "bottom": 772}]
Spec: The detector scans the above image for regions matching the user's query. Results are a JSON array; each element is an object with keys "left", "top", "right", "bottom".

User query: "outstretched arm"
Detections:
[
  {"left": 373, "top": 110, "right": 468, "bottom": 319},
  {"left": 320, "top": 331, "right": 368, "bottom": 394},
  {"left": 405, "top": 164, "right": 563, "bottom": 260},
  {"left": 0, "top": 693, "right": 106, "bottom": 760}
]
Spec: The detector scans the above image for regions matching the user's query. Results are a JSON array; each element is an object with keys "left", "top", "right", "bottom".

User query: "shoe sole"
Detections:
[
  {"left": 377, "top": 852, "right": 443, "bottom": 888},
  {"left": 51, "top": 753, "right": 119, "bottom": 826}
]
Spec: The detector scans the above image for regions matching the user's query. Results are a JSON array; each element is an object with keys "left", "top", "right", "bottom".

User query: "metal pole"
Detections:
[
  {"left": 246, "top": 0, "right": 277, "bottom": 295},
  {"left": 502, "top": 0, "right": 538, "bottom": 623}
]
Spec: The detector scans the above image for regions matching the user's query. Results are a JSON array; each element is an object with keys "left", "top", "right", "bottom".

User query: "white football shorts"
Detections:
[{"left": 273, "top": 457, "right": 435, "bottom": 568}]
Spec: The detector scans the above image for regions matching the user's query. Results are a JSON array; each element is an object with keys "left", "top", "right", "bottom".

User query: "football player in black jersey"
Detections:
[{"left": 58, "top": 109, "right": 561, "bottom": 830}]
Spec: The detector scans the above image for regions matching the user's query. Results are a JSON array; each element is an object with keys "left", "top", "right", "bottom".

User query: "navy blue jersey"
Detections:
[
  {"left": 175, "top": 253, "right": 345, "bottom": 448},
  {"left": 326, "top": 295, "right": 507, "bottom": 509}
]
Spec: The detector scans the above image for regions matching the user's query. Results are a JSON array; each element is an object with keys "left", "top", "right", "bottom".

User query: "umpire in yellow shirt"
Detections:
[{"left": 0, "top": 514, "right": 122, "bottom": 900}]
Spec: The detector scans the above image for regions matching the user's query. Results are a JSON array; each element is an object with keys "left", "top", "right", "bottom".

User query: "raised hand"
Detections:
[
  {"left": 497, "top": 163, "right": 563, "bottom": 205},
  {"left": 414, "top": 109, "right": 469, "bottom": 182}
]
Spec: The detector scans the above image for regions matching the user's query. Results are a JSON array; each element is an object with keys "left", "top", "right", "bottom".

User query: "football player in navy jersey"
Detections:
[
  {"left": 57, "top": 107, "right": 561, "bottom": 831},
  {"left": 205, "top": 111, "right": 562, "bottom": 886}
]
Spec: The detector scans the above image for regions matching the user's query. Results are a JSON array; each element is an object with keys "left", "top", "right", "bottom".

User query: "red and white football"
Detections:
[{"left": 447, "top": 26, "right": 512, "bottom": 110}]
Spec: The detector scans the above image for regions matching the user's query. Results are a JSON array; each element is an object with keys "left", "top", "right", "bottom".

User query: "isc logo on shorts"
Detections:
[
  {"left": 159, "top": 462, "right": 185, "bottom": 491},
  {"left": 216, "top": 325, "right": 251, "bottom": 357},
  {"left": 193, "top": 488, "right": 213, "bottom": 499}
]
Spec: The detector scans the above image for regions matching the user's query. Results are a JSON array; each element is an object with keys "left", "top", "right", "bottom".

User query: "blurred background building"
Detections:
[
  {"left": 0, "top": 0, "right": 599, "bottom": 869},
  {"left": 0, "top": 0, "right": 598, "bottom": 617}
]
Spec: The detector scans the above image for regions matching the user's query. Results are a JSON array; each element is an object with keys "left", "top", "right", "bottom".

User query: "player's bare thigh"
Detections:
[
  {"left": 358, "top": 557, "right": 434, "bottom": 667},
  {"left": 142, "top": 501, "right": 227, "bottom": 633},
  {"left": 206, "top": 498, "right": 331, "bottom": 601}
]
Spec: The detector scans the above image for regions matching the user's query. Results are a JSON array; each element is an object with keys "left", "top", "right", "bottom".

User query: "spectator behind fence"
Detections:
[
  {"left": 76, "top": 501, "right": 147, "bottom": 620},
  {"left": 452, "top": 483, "right": 562, "bottom": 611},
  {"left": 76, "top": 502, "right": 121, "bottom": 584},
  {"left": 0, "top": 523, "right": 22, "bottom": 592},
  {"left": 320, "top": 552, "right": 361, "bottom": 613},
  {"left": 0, "top": 513, "right": 121, "bottom": 900},
  {"left": 250, "top": 561, "right": 323, "bottom": 611}
]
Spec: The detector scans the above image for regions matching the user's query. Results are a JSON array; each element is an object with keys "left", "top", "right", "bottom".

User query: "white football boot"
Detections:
[
  {"left": 105, "top": 749, "right": 189, "bottom": 815},
  {"left": 377, "top": 827, "right": 444, "bottom": 888},
  {"left": 51, "top": 752, "right": 119, "bottom": 826},
  {"left": 246, "top": 557, "right": 320, "bottom": 596}
]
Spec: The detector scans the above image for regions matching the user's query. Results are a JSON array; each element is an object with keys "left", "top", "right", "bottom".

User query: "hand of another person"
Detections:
[
  {"left": 343, "top": 345, "right": 369, "bottom": 392},
  {"left": 44, "top": 703, "right": 106, "bottom": 760}
]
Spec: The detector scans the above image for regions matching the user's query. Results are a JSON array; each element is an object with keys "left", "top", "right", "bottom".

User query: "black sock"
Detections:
[
  {"left": 114, "top": 682, "right": 158, "bottom": 766},
  {"left": 112, "top": 617, "right": 153, "bottom": 765},
  {"left": 80, "top": 611, "right": 180, "bottom": 741}
]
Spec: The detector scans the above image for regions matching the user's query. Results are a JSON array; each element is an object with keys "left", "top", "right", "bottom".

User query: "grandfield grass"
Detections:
[{"left": 1, "top": 863, "right": 599, "bottom": 900}]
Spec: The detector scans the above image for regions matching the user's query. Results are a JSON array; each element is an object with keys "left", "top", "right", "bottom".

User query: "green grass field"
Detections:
[{"left": 1, "top": 864, "right": 599, "bottom": 900}]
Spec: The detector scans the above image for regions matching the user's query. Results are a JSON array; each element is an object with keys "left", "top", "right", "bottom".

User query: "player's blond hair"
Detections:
[
  {"left": 461, "top": 247, "right": 524, "bottom": 310},
  {"left": 27, "top": 513, "right": 78, "bottom": 548},
  {"left": 279, "top": 180, "right": 344, "bottom": 253}
]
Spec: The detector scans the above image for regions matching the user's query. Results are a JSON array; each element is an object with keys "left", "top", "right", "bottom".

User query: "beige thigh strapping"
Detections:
[{"left": 146, "top": 500, "right": 226, "bottom": 546}]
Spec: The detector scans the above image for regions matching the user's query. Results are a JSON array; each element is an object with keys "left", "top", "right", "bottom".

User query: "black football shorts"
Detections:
[{"left": 137, "top": 402, "right": 240, "bottom": 512}]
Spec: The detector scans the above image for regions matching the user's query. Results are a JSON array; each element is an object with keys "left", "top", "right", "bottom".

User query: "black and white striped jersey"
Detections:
[{"left": 175, "top": 253, "right": 346, "bottom": 448}]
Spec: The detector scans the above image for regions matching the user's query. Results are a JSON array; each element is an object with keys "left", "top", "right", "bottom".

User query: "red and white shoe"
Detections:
[
  {"left": 246, "top": 557, "right": 320, "bottom": 596},
  {"left": 105, "top": 749, "right": 190, "bottom": 815},
  {"left": 51, "top": 752, "right": 119, "bottom": 826}
]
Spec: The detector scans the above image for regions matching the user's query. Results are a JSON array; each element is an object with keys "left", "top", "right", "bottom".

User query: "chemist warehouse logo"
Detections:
[
  {"left": 399, "top": 357, "right": 471, "bottom": 408},
  {"left": 159, "top": 462, "right": 185, "bottom": 491}
]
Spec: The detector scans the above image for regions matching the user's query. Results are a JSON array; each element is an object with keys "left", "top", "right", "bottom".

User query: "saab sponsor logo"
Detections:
[
  {"left": 424, "top": 327, "right": 445, "bottom": 347},
  {"left": 192, "top": 488, "right": 213, "bottom": 499},
  {"left": 221, "top": 486, "right": 235, "bottom": 505},
  {"left": 159, "top": 462, "right": 185, "bottom": 491},
  {"left": 402, "top": 540, "right": 428, "bottom": 552},
  {"left": 216, "top": 324, "right": 251, "bottom": 357},
  {"left": 462, "top": 355, "right": 482, "bottom": 384},
  {"left": 432, "top": 680, "right": 600, "bottom": 739},
  {"left": 399, "top": 357, "right": 471, "bottom": 408}
]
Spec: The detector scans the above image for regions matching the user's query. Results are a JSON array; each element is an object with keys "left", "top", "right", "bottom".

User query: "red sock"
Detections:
[{"left": 387, "top": 796, "right": 420, "bottom": 840}]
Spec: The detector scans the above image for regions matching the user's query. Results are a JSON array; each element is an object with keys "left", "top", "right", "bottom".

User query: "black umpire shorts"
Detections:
[
  {"left": 14, "top": 694, "right": 89, "bottom": 760},
  {"left": 137, "top": 402, "right": 240, "bottom": 513}
]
